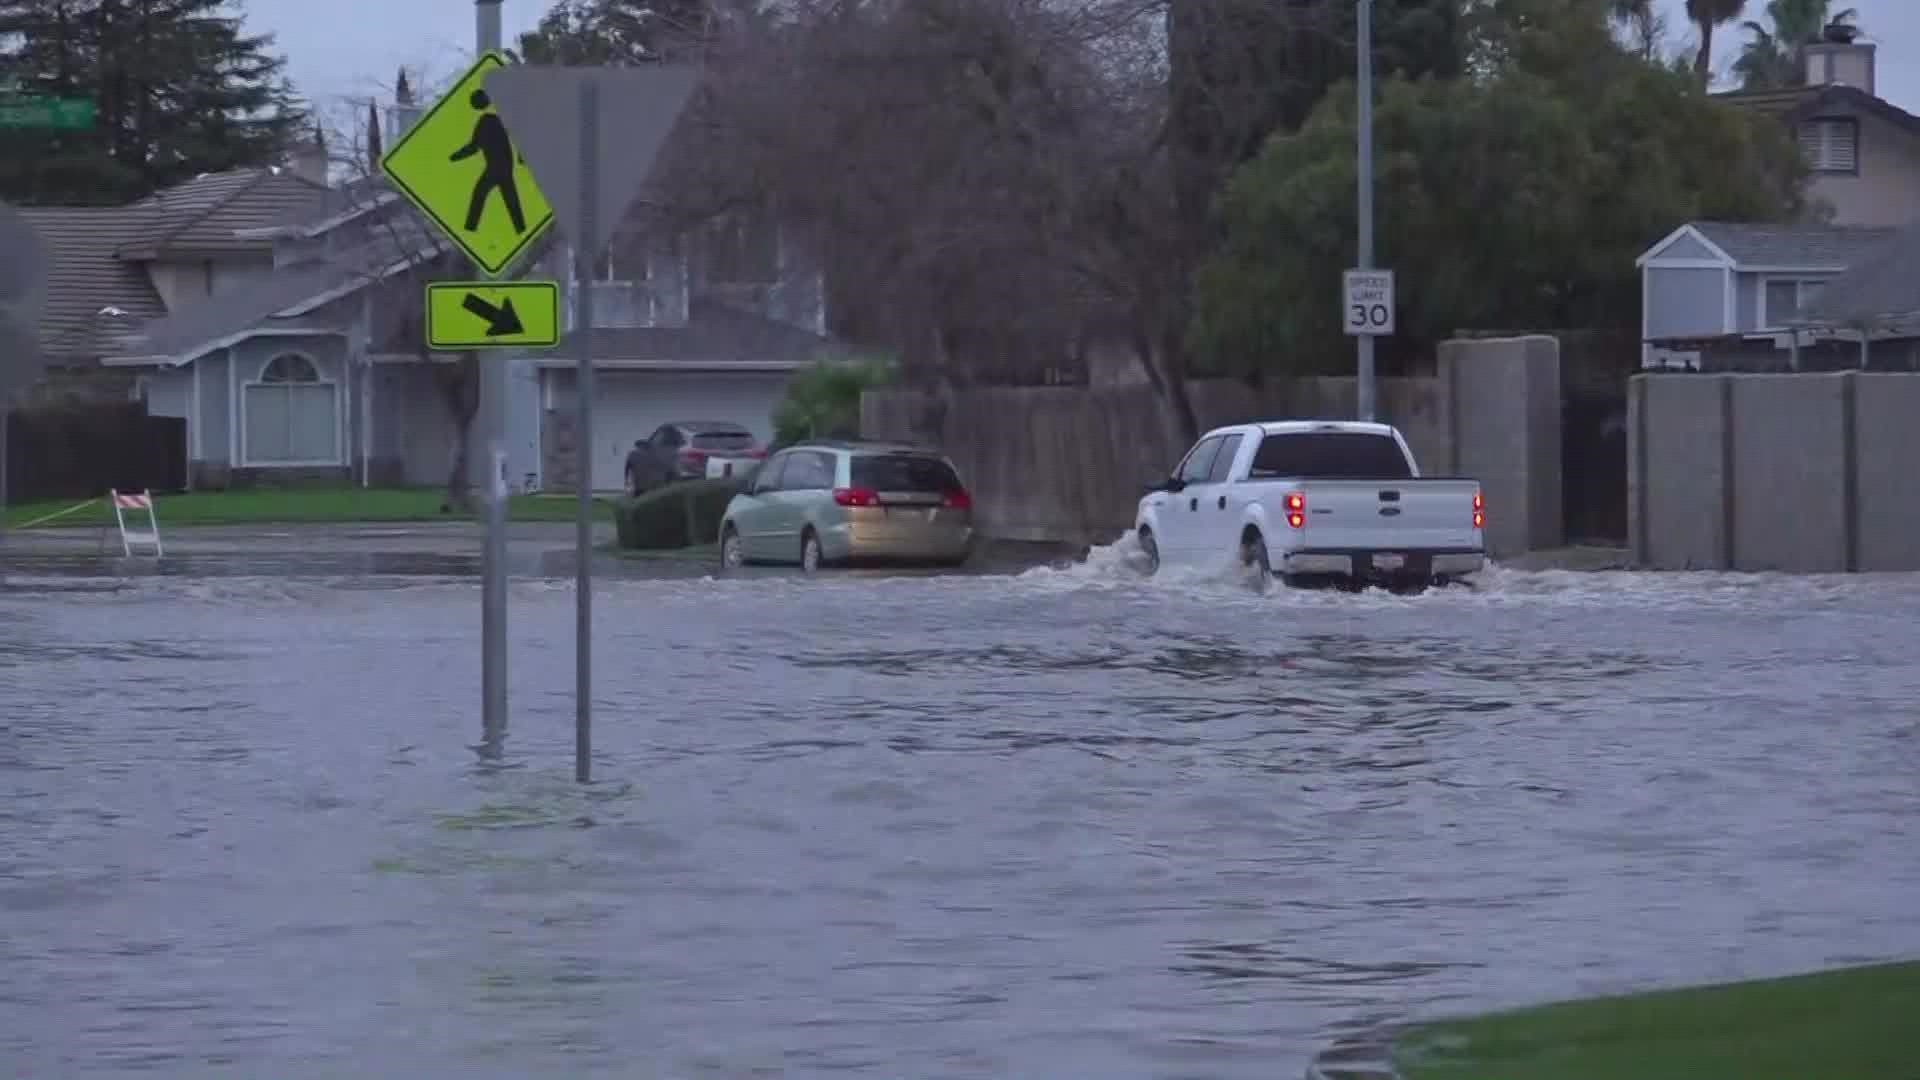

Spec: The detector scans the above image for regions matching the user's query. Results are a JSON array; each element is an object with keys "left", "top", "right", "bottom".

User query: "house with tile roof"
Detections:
[{"left": 20, "top": 85, "right": 840, "bottom": 494}]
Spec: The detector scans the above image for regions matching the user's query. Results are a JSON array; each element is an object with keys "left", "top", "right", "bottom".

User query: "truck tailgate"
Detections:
[{"left": 1294, "top": 479, "right": 1481, "bottom": 551}]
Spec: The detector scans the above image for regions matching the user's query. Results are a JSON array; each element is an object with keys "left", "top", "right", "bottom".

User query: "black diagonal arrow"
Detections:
[{"left": 461, "top": 293, "right": 524, "bottom": 337}]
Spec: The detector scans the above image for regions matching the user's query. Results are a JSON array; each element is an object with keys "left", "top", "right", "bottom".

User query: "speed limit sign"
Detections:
[{"left": 1342, "top": 269, "right": 1395, "bottom": 336}]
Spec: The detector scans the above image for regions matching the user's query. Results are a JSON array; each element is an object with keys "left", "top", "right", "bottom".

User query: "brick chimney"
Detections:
[{"left": 1803, "top": 21, "right": 1875, "bottom": 96}]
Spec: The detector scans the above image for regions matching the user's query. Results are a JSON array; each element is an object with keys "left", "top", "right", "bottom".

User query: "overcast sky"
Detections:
[{"left": 247, "top": 0, "right": 1919, "bottom": 114}]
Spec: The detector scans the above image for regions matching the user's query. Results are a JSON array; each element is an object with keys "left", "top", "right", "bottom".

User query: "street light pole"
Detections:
[
  {"left": 477, "top": 0, "right": 509, "bottom": 758},
  {"left": 1355, "top": 0, "right": 1377, "bottom": 422}
]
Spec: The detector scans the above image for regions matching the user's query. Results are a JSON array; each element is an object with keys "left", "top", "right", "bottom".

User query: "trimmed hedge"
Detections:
[{"left": 612, "top": 477, "right": 745, "bottom": 550}]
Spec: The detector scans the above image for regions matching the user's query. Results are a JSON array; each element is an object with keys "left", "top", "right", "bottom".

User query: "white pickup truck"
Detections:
[{"left": 1135, "top": 421, "right": 1485, "bottom": 591}]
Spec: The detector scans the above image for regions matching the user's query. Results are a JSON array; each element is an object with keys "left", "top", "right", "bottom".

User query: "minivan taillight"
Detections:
[
  {"left": 942, "top": 489, "right": 973, "bottom": 510},
  {"left": 1472, "top": 491, "right": 1485, "bottom": 530},
  {"left": 1284, "top": 491, "right": 1306, "bottom": 529},
  {"left": 833, "top": 487, "right": 881, "bottom": 507}
]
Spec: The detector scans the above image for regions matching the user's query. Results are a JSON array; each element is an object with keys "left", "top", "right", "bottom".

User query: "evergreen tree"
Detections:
[{"left": 0, "top": 0, "right": 306, "bottom": 205}]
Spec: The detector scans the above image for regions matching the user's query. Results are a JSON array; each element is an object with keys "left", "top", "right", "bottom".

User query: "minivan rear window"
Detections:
[
  {"left": 1248, "top": 432, "right": 1413, "bottom": 479},
  {"left": 852, "top": 453, "right": 963, "bottom": 492},
  {"left": 691, "top": 432, "right": 756, "bottom": 451}
]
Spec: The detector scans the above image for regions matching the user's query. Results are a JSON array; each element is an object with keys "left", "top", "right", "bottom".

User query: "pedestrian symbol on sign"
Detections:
[
  {"left": 450, "top": 89, "right": 527, "bottom": 236},
  {"left": 378, "top": 51, "right": 554, "bottom": 277}
]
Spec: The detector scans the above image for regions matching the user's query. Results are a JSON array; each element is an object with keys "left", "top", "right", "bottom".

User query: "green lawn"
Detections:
[
  {"left": 3, "top": 488, "right": 615, "bottom": 529},
  {"left": 1393, "top": 960, "right": 1920, "bottom": 1080}
]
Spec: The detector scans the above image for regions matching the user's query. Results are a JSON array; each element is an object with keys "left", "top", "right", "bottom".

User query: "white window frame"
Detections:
[
  {"left": 240, "top": 351, "right": 345, "bottom": 467},
  {"left": 562, "top": 238, "right": 660, "bottom": 329},
  {"left": 1797, "top": 117, "right": 1859, "bottom": 175},
  {"left": 1756, "top": 276, "right": 1829, "bottom": 331}
]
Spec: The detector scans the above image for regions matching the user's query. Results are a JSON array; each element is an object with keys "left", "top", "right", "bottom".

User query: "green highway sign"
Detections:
[{"left": 0, "top": 96, "right": 95, "bottom": 130}]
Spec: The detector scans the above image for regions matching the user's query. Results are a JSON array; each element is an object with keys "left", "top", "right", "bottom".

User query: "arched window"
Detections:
[
  {"left": 244, "top": 350, "right": 338, "bottom": 465},
  {"left": 259, "top": 353, "right": 321, "bottom": 383}
]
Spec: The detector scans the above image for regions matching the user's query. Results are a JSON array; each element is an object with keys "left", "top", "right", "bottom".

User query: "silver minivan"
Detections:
[{"left": 717, "top": 441, "right": 975, "bottom": 571}]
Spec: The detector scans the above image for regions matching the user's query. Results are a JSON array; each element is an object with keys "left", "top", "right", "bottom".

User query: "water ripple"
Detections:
[{"left": 2, "top": 562, "right": 1918, "bottom": 1076}]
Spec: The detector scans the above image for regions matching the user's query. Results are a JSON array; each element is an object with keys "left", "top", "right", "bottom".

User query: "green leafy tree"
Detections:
[
  {"left": 0, "top": 0, "right": 306, "bottom": 205},
  {"left": 1189, "top": 0, "right": 1805, "bottom": 378},
  {"left": 1734, "top": 0, "right": 1857, "bottom": 89},
  {"left": 514, "top": 0, "right": 749, "bottom": 64},
  {"left": 772, "top": 355, "right": 895, "bottom": 446}
]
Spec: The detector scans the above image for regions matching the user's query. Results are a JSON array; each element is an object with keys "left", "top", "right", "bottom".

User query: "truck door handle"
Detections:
[
  {"left": 1188, "top": 497, "right": 1198, "bottom": 512},
  {"left": 1217, "top": 495, "right": 1226, "bottom": 510}
]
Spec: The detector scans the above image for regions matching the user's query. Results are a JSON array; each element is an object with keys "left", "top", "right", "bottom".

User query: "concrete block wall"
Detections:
[
  {"left": 1439, "top": 335, "right": 1563, "bottom": 558},
  {"left": 863, "top": 338, "right": 1568, "bottom": 554},
  {"left": 1854, "top": 374, "right": 1920, "bottom": 571},
  {"left": 1630, "top": 372, "right": 1920, "bottom": 571}
]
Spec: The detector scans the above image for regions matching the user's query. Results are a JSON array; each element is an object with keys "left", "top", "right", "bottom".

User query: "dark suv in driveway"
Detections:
[{"left": 624, "top": 421, "right": 766, "bottom": 495}]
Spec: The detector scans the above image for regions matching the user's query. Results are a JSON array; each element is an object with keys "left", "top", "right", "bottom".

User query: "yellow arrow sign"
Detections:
[
  {"left": 425, "top": 281, "right": 560, "bottom": 350},
  {"left": 382, "top": 52, "right": 554, "bottom": 277}
]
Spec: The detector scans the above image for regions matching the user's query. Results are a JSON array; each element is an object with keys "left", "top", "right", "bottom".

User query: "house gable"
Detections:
[{"left": 1637, "top": 225, "right": 1733, "bottom": 268}]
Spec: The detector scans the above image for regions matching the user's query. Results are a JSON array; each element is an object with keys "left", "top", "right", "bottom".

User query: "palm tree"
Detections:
[
  {"left": 1687, "top": 0, "right": 1748, "bottom": 88},
  {"left": 1733, "top": 0, "right": 1858, "bottom": 89},
  {"left": 1609, "top": 0, "right": 1660, "bottom": 59}
]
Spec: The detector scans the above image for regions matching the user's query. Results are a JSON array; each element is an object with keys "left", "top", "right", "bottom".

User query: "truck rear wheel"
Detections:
[{"left": 1239, "top": 528, "right": 1271, "bottom": 594}]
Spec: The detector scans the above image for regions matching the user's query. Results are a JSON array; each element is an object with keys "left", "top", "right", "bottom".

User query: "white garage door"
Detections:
[{"left": 551, "top": 369, "right": 793, "bottom": 492}]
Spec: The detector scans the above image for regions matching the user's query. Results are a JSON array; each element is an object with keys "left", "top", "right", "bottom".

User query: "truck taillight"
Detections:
[
  {"left": 1472, "top": 491, "right": 1485, "bottom": 530},
  {"left": 1284, "top": 491, "right": 1305, "bottom": 529}
]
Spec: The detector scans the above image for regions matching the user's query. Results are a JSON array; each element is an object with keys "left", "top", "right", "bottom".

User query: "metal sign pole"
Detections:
[
  {"left": 573, "top": 79, "right": 600, "bottom": 784},
  {"left": 477, "top": 0, "right": 509, "bottom": 758},
  {"left": 1355, "top": 0, "right": 1377, "bottom": 422}
]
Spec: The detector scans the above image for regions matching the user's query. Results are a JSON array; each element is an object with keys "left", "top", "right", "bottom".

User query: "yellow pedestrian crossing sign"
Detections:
[
  {"left": 381, "top": 51, "right": 554, "bottom": 277},
  {"left": 425, "top": 281, "right": 560, "bottom": 350}
]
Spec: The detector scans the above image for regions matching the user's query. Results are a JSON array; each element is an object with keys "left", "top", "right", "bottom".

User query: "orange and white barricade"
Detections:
[{"left": 108, "top": 489, "right": 162, "bottom": 557}]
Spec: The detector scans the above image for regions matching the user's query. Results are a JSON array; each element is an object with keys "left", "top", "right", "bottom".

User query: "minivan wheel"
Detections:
[
  {"left": 800, "top": 529, "right": 823, "bottom": 574},
  {"left": 719, "top": 525, "right": 744, "bottom": 570}
]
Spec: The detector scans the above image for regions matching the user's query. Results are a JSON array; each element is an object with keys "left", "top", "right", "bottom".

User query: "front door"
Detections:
[
  {"left": 731, "top": 452, "right": 789, "bottom": 559},
  {"left": 1164, "top": 435, "right": 1224, "bottom": 557},
  {"left": 766, "top": 449, "right": 836, "bottom": 561},
  {"left": 1198, "top": 432, "right": 1245, "bottom": 556}
]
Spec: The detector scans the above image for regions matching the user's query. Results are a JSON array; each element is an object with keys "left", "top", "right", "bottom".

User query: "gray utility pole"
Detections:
[
  {"left": 476, "top": 0, "right": 509, "bottom": 759},
  {"left": 486, "top": 61, "right": 699, "bottom": 785},
  {"left": 570, "top": 80, "right": 600, "bottom": 785},
  {"left": 1355, "top": 0, "right": 1377, "bottom": 422}
]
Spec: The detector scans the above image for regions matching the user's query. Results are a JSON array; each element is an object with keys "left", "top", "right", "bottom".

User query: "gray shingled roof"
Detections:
[
  {"left": 103, "top": 235, "right": 447, "bottom": 366},
  {"left": 543, "top": 299, "right": 836, "bottom": 366},
  {"left": 1692, "top": 222, "right": 1898, "bottom": 269},
  {"left": 19, "top": 168, "right": 330, "bottom": 361},
  {"left": 1718, "top": 83, "right": 1920, "bottom": 139},
  {"left": 116, "top": 168, "right": 326, "bottom": 259},
  {"left": 1805, "top": 225, "right": 1920, "bottom": 326},
  {"left": 16, "top": 205, "right": 166, "bottom": 361}
]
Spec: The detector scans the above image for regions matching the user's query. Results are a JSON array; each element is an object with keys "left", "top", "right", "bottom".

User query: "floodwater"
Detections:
[{"left": 4, "top": 542, "right": 1919, "bottom": 1078}]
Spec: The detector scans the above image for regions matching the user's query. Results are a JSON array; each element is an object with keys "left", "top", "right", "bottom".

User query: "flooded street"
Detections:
[{"left": 4, "top": 551, "right": 1919, "bottom": 1078}]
